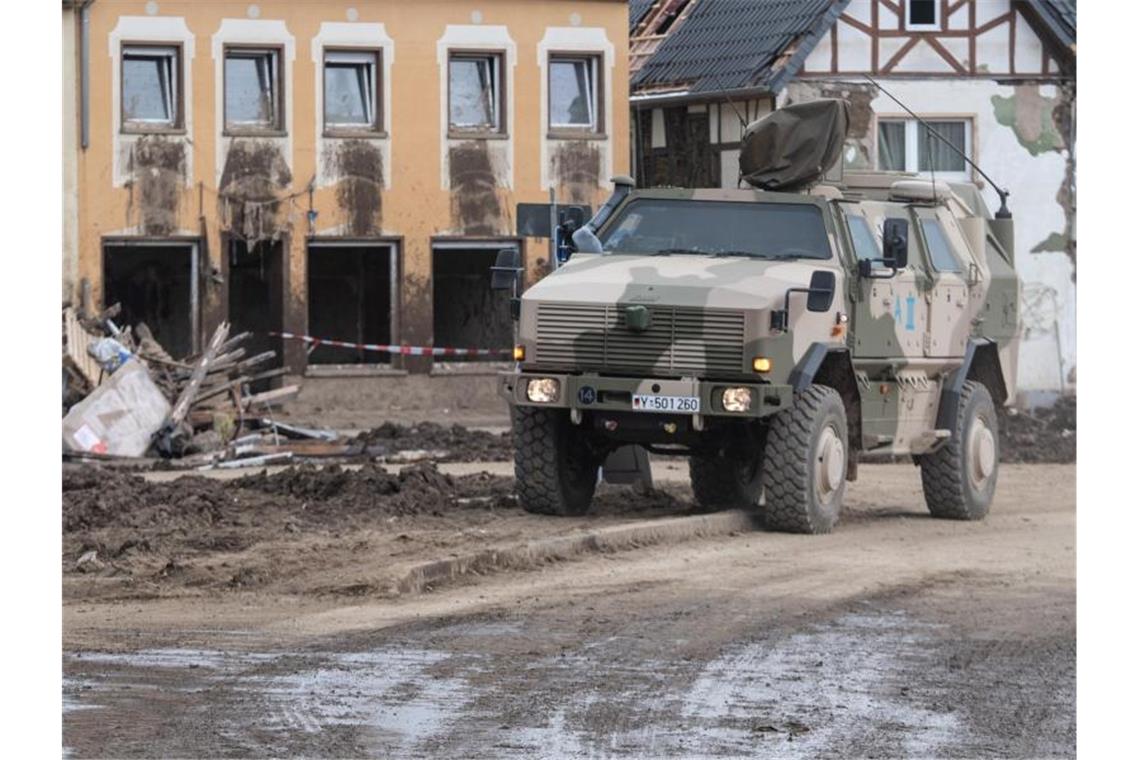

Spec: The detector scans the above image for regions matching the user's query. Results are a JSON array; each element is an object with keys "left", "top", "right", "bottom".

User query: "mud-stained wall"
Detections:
[
  {"left": 76, "top": 0, "right": 629, "bottom": 375},
  {"left": 448, "top": 141, "right": 506, "bottom": 236},
  {"left": 550, "top": 140, "right": 602, "bottom": 204},
  {"left": 218, "top": 140, "right": 294, "bottom": 246},
  {"left": 327, "top": 140, "right": 384, "bottom": 237},
  {"left": 126, "top": 137, "right": 188, "bottom": 237}
]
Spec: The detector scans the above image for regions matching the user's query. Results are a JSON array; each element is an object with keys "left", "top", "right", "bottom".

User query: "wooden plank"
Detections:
[
  {"left": 63, "top": 307, "right": 103, "bottom": 387},
  {"left": 168, "top": 321, "right": 230, "bottom": 427},
  {"left": 241, "top": 384, "right": 300, "bottom": 409}
]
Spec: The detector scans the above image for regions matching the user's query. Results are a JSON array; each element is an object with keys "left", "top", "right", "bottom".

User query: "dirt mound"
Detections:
[
  {"left": 999, "top": 396, "right": 1076, "bottom": 464},
  {"left": 234, "top": 461, "right": 489, "bottom": 516},
  {"left": 354, "top": 421, "right": 512, "bottom": 462}
]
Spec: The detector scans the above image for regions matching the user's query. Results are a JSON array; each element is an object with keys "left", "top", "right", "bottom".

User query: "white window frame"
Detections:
[
  {"left": 876, "top": 117, "right": 972, "bottom": 182},
  {"left": 121, "top": 45, "right": 181, "bottom": 131},
  {"left": 223, "top": 46, "right": 283, "bottom": 133},
  {"left": 448, "top": 52, "right": 504, "bottom": 134},
  {"left": 548, "top": 54, "right": 600, "bottom": 133},
  {"left": 905, "top": 0, "right": 941, "bottom": 31},
  {"left": 323, "top": 49, "right": 381, "bottom": 133}
]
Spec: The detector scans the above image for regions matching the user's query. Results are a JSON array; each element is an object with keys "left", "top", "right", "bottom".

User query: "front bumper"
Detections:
[{"left": 498, "top": 370, "right": 793, "bottom": 419}]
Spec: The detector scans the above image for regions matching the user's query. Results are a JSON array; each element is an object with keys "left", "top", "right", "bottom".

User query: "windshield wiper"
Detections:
[{"left": 710, "top": 250, "right": 756, "bottom": 258}]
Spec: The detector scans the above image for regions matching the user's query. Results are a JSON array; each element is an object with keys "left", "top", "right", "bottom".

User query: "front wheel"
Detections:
[
  {"left": 919, "top": 381, "right": 999, "bottom": 520},
  {"left": 760, "top": 385, "right": 848, "bottom": 534},
  {"left": 689, "top": 451, "right": 763, "bottom": 512},
  {"left": 512, "top": 406, "right": 600, "bottom": 516}
]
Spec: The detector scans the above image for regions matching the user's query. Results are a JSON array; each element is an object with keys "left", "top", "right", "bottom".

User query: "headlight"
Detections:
[
  {"left": 526, "top": 378, "right": 560, "bottom": 403},
  {"left": 721, "top": 387, "right": 753, "bottom": 412}
]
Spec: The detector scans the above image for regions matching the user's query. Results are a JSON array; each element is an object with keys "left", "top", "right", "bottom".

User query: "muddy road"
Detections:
[{"left": 63, "top": 464, "right": 1074, "bottom": 758}]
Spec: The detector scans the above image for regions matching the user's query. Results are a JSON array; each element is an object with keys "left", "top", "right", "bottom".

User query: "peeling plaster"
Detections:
[{"left": 992, "top": 84, "right": 1076, "bottom": 266}]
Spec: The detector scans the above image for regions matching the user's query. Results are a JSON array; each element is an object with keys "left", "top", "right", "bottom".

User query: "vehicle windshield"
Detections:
[{"left": 597, "top": 199, "right": 832, "bottom": 260}]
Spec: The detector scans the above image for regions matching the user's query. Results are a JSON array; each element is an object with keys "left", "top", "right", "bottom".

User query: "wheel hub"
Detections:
[
  {"left": 968, "top": 415, "right": 996, "bottom": 487},
  {"left": 815, "top": 425, "right": 845, "bottom": 498}
]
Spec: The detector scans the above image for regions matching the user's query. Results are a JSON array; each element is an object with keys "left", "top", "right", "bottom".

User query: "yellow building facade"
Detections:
[{"left": 68, "top": 0, "right": 628, "bottom": 373}]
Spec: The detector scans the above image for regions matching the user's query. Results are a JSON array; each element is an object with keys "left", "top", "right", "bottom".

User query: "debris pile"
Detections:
[
  {"left": 352, "top": 421, "right": 513, "bottom": 463},
  {"left": 999, "top": 396, "right": 1077, "bottom": 464},
  {"left": 62, "top": 303, "right": 309, "bottom": 466}
]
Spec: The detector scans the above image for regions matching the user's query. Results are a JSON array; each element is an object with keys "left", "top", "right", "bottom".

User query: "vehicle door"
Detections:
[
  {"left": 912, "top": 207, "right": 971, "bottom": 358},
  {"left": 840, "top": 201, "right": 926, "bottom": 362}
]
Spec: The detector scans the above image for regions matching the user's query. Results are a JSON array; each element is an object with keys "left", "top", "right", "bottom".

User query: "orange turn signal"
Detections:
[
  {"left": 752, "top": 356, "right": 772, "bottom": 373},
  {"left": 513, "top": 345, "right": 526, "bottom": 361}
]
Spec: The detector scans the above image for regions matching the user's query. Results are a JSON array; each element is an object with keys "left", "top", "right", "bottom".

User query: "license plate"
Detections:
[{"left": 631, "top": 394, "right": 701, "bottom": 414}]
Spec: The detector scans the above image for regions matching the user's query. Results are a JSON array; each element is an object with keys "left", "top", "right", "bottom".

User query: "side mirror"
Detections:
[
  {"left": 490, "top": 248, "right": 521, "bottom": 291},
  {"left": 806, "top": 270, "right": 836, "bottom": 312},
  {"left": 883, "top": 218, "right": 909, "bottom": 268}
]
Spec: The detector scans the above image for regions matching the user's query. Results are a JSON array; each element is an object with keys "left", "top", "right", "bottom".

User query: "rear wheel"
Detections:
[
  {"left": 919, "top": 381, "right": 998, "bottom": 520},
  {"left": 689, "top": 452, "right": 763, "bottom": 511},
  {"left": 760, "top": 385, "right": 848, "bottom": 534},
  {"left": 513, "top": 406, "right": 600, "bottom": 516}
]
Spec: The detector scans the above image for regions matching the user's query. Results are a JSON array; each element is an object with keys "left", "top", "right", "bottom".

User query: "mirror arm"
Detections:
[
  {"left": 771, "top": 286, "right": 833, "bottom": 332},
  {"left": 858, "top": 257, "right": 901, "bottom": 280}
]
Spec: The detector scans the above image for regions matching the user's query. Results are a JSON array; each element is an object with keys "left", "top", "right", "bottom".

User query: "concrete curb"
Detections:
[{"left": 392, "top": 509, "right": 764, "bottom": 596}]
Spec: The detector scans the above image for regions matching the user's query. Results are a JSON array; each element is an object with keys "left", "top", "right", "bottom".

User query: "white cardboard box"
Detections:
[{"left": 62, "top": 359, "right": 171, "bottom": 457}]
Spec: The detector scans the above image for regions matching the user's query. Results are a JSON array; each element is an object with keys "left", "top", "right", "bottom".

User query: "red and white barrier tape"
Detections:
[{"left": 269, "top": 332, "right": 511, "bottom": 358}]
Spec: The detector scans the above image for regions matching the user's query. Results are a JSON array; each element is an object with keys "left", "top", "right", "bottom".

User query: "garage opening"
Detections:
[
  {"left": 307, "top": 242, "right": 397, "bottom": 365},
  {"left": 227, "top": 239, "right": 284, "bottom": 389},
  {"left": 432, "top": 242, "right": 516, "bottom": 362},
  {"left": 103, "top": 241, "right": 198, "bottom": 359}
]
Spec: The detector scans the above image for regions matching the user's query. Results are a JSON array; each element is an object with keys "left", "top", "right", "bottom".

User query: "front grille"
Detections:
[{"left": 535, "top": 303, "right": 744, "bottom": 376}]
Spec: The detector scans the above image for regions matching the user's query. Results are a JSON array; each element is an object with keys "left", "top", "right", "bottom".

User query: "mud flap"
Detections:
[{"left": 602, "top": 445, "right": 653, "bottom": 491}]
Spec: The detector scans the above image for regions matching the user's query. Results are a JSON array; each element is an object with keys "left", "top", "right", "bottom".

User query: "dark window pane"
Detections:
[
  {"left": 910, "top": 0, "right": 936, "bottom": 25},
  {"left": 449, "top": 57, "right": 496, "bottom": 129},
  {"left": 550, "top": 59, "right": 593, "bottom": 127},
  {"left": 599, "top": 200, "right": 832, "bottom": 260},
  {"left": 878, "top": 121, "right": 906, "bottom": 171},
  {"left": 325, "top": 56, "right": 374, "bottom": 126},
  {"left": 226, "top": 52, "right": 276, "bottom": 126},
  {"left": 845, "top": 215, "right": 881, "bottom": 262},
  {"left": 918, "top": 121, "right": 966, "bottom": 172},
  {"left": 123, "top": 51, "right": 174, "bottom": 124},
  {"left": 921, "top": 219, "right": 961, "bottom": 272}
]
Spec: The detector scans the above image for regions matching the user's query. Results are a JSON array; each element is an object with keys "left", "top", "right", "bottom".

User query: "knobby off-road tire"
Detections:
[
  {"left": 689, "top": 453, "right": 763, "bottom": 512},
  {"left": 919, "top": 380, "right": 999, "bottom": 520},
  {"left": 513, "top": 406, "right": 599, "bottom": 516},
  {"left": 760, "top": 384, "right": 848, "bottom": 534}
]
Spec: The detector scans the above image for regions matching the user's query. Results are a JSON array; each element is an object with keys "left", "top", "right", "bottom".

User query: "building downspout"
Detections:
[{"left": 80, "top": 0, "right": 94, "bottom": 150}]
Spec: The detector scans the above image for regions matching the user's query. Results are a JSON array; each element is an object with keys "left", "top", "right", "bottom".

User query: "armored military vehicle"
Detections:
[{"left": 496, "top": 99, "right": 1020, "bottom": 534}]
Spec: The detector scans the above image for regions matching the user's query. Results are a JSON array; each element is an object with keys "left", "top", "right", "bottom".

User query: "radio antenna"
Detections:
[
  {"left": 710, "top": 71, "right": 748, "bottom": 132},
  {"left": 709, "top": 71, "right": 749, "bottom": 187},
  {"left": 863, "top": 74, "right": 1011, "bottom": 218}
]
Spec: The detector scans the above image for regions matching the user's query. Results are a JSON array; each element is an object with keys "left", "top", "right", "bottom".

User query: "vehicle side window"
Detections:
[
  {"left": 921, "top": 218, "right": 962, "bottom": 273},
  {"left": 844, "top": 214, "right": 880, "bottom": 263}
]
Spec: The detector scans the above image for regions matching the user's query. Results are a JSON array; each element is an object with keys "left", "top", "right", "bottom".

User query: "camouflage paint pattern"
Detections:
[{"left": 500, "top": 177, "right": 1020, "bottom": 457}]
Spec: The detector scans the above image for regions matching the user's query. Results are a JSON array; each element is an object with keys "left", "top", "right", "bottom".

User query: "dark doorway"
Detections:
[
  {"left": 227, "top": 239, "right": 284, "bottom": 387},
  {"left": 432, "top": 244, "right": 515, "bottom": 361},
  {"left": 307, "top": 243, "right": 396, "bottom": 364},
  {"left": 103, "top": 241, "right": 197, "bottom": 359}
]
